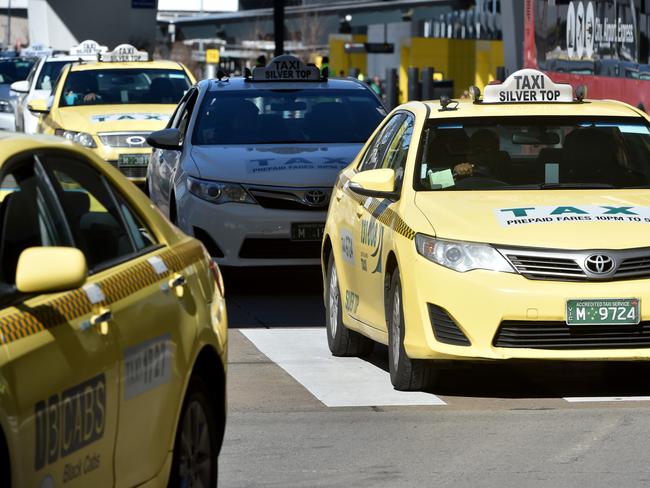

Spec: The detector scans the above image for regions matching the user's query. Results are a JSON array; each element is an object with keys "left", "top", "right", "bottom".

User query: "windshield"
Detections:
[
  {"left": 0, "top": 58, "right": 36, "bottom": 84},
  {"left": 193, "top": 89, "right": 385, "bottom": 145},
  {"left": 416, "top": 117, "right": 650, "bottom": 191},
  {"left": 59, "top": 68, "right": 191, "bottom": 107},
  {"left": 35, "top": 60, "right": 68, "bottom": 90}
]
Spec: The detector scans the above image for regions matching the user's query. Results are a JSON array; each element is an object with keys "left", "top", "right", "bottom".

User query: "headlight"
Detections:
[
  {"left": 0, "top": 100, "right": 13, "bottom": 113},
  {"left": 186, "top": 176, "right": 255, "bottom": 204},
  {"left": 54, "top": 129, "right": 97, "bottom": 148},
  {"left": 415, "top": 234, "right": 514, "bottom": 273}
]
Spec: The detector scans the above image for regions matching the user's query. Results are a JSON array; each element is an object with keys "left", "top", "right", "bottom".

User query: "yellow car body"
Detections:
[
  {"left": 0, "top": 134, "right": 227, "bottom": 486},
  {"left": 322, "top": 68, "right": 650, "bottom": 390},
  {"left": 35, "top": 59, "right": 195, "bottom": 185}
]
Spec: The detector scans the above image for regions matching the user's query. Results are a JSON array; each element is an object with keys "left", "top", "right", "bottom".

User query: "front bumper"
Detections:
[
  {"left": 91, "top": 144, "right": 151, "bottom": 185},
  {"left": 177, "top": 191, "right": 326, "bottom": 267},
  {"left": 403, "top": 253, "right": 650, "bottom": 361}
]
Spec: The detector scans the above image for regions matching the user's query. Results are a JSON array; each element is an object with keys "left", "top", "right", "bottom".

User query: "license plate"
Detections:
[
  {"left": 118, "top": 154, "right": 149, "bottom": 167},
  {"left": 291, "top": 223, "right": 325, "bottom": 241},
  {"left": 566, "top": 298, "right": 640, "bottom": 326}
]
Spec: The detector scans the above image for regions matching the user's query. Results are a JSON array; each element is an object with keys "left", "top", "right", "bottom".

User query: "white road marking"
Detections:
[
  {"left": 564, "top": 396, "right": 650, "bottom": 403},
  {"left": 240, "top": 328, "right": 446, "bottom": 408}
]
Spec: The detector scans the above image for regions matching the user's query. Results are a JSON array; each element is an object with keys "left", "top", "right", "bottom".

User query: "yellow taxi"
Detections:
[
  {"left": 323, "top": 68, "right": 650, "bottom": 391},
  {"left": 28, "top": 44, "right": 195, "bottom": 185},
  {"left": 0, "top": 133, "right": 227, "bottom": 486}
]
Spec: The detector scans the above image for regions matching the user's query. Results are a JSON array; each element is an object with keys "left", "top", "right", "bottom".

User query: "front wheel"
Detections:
[
  {"left": 168, "top": 378, "right": 219, "bottom": 488},
  {"left": 325, "top": 255, "right": 374, "bottom": 357},
  {"left": 388, "top": 269, "right": 436, "bottom": 391}
]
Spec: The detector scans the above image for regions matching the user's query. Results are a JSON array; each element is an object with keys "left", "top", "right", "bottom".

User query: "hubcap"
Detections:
[
  {"left": 178, "top": 400, "right": 212, "bottom": 488},
  {"left": 328, "top": 264, "right": 339, "bottom": 338},
  {"left": 391, "top": 288, "right": 401, "bottom": 371}
]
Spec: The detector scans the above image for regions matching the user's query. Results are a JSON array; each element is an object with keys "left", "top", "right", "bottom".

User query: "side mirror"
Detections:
[
  {"left": 28, "top": 98, "right": 50, "bottom": 114},
  {"left": 10, "top": 80, "right": 29, "bottom": 93},
  {"left": 147, "top": 128, "right": 181, "bottom": 150},
  {"left": 349, "top": 168, "right": 398, "bottom": 199},
  {"left": 15, "top": 247, "right": 87, "bottom": 294}
]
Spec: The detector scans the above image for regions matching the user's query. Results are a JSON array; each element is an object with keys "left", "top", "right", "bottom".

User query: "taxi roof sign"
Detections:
[
  {"left": 252, "top": 55, "right": 320, "bottom": 82},
  {"left": 20, "top": 44, "right": 53, "bottom": 58},
  {"left": 483, "top": 69, "right": 574, "bottom": 104},
  {"left": 99, "top": 44, "right": 149, "bottom": 62},
  {"left": 70, "top": 40, "right": 108, "bottom": 56}
]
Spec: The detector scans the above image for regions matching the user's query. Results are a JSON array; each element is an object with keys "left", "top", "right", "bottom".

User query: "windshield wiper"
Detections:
[{"left": 537, "top": 182, "right": 616, "bottom": 189}]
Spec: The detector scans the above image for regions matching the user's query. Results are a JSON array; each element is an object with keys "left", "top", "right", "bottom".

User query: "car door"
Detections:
[
  {"left": 355, "top": 112, "right": 415, "bottom": 329},
  {"left": 155, "top": 88, "right": 198, "bottom": 217},
  {"left": 335, "top": 113, "right": 405, "bottom": 326},
  {"left": 40, "top": 152, "right": 203, "bottom": 486},
  {"left": 0, "top": 154, "right": 120, "bottom": 487}
]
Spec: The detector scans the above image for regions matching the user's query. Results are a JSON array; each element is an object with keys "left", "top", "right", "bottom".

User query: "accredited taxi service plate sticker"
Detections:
[
  {"left": 496, "top": 205, "right": 650, "bottom": 227},
  {"left": 566, "top": 298, "right": 640, "bottom": 326}
]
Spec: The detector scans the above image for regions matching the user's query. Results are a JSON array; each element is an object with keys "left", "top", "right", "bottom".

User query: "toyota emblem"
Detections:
[
  {"left": 304, "top": 190, "right": 327, "bottom": 207},
  {"left": 126, "top": 135, "right": 146, "bottom": 146},
  {"left": 584, "top": 254, "right": 615, "bottom": 275}
]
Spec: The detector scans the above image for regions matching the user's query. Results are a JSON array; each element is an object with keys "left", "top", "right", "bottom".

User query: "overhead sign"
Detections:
[
  {"left": 206, "top": 49, "right": 220, "bottom": 64},
  {"left": 70, "top": 40, "right": 108, "bottom": 56},
  {"left": 99, "top": 44, "right": 149, "bottom": 62},
  {"left": 252, "top": 55, "right": 320, "bottom": 82},
  {"left": 483, "top": 68, "right": 574, "bottom": 104}
]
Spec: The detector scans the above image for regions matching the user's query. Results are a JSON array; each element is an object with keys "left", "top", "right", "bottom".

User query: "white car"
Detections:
[
  {"left": 146, "top": 55, "right": 386, "bottom": 267},
  {"left": 0, "top": 56, "right": 38, "bottom": 131}
]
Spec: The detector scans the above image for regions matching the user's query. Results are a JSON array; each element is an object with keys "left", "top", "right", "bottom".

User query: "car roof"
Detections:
[
  {"left": 70, "top": 60, "right": 186, "bottom": 72},
  {"left": 0, "top": 133, "right": 85, "bottom": 165},
  {"left": 417, "top": 98, "right": 645, "bottom": 119},
  {"left": 202, "top": 76, "right": 374, "bottom": 92}
]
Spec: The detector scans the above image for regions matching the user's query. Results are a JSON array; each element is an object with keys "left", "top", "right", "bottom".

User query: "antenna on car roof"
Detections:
[
  {"left": 575, "top": 84, "right": 587, "bottom": 102},
  {"left": 244, "top": 67, "right": 252, "bottom": 81},
  {"left": 216, "top": 70, "right": 229, "bottom": 82},
  {"left": 320, "top": 66, "right": 329, "bottom": 81},
  {"left": 439, "top": 95, "right": 459, "bottom": 112}
]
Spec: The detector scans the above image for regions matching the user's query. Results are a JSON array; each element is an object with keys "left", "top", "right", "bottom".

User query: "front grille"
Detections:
[
  {"left": 107, "top": 161, "right": 147, "bottom": 179},
  {"left": 506, "top": 254, "right": 584, "bottom": 280},
  {"left": 428, "top": 304, "right": 471, "bottom": 346},
  {"left": 239, "top": 238, "right": 321, "bottom": 259},
  {"left": 98, "top": 132, "right": 150, "bottom": 148},
  {"left": 494, "top": 320, "right": 650, "bottom": 349},
  {"left": 499, "top": 246, "right": 650, "bottom": 282},
  {"left": 245, "top": 186, "right": 331, "bottom": 212}
]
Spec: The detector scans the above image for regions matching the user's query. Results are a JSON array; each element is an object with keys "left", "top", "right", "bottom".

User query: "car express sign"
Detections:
[
  {"left": 252, "top": 55, "right": 320, "bottom": 82},
  {"left": 483, "top": 69, "right": 574, "bottom": 103}
]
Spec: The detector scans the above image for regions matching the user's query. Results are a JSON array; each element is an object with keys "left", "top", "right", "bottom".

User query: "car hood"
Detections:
[
  {"left": 414, "top": 190, "right": 650, "bottom": 249},
  {"left": 57, "top": 104, "right": 175, "bottom": 133},
  {"left": 189, "top": 143, "right": 362, "bottom": 187}
]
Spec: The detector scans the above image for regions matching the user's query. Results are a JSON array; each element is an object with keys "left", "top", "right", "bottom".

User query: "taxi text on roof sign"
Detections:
[
  {"left": 99, "top": 44, "right": 149, "bottom": 62},
  {"left": 20, "top": 43, "right": 53, "bottom": 58},
  {"left": 252, "top": 54, "right": 320, "bottom": 82},
  {"left": 483, "top": 68, "right": 574, "bottom": 103},
  {"left": 70, "top": 40, "right": 108, "bottom": 56}
]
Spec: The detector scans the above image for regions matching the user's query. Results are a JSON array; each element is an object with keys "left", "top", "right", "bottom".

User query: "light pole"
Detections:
[
  {"left": 274, "top": 0, "right": 284, "bottom": 57},
  {"left": 6, "top": 0, "right": 11, "bottom": 49}
]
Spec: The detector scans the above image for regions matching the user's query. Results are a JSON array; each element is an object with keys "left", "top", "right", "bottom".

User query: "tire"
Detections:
[
  {"left": 388, "top": 269, "right": 436, "bottom": 391},
  {"left": 168, "top": 377, "right": 219, "bottom": 488},
  {"left": 325, "top": 254, "right": 374, "bottom": 357}
]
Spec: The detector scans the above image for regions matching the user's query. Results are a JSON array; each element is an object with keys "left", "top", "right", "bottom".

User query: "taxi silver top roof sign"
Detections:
[
  {"left": 20, "top": 44, "right": 53, "bottom": 58},
  {"left": 252, "top": 55, "right": 320, "bottom": 82},
  {"left": 70, "top": 40, "right": 108, "bottom": 56},
  {"left": 483, "top": 68, "right": 574, "bottom": 104},
  {"left": 99, "top": 44, "right": 149, "bottom": 62}
]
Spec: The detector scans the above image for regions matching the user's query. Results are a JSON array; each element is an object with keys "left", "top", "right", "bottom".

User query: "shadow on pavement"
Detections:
[
  {"left": 222, "top": 266, "right": 325, "bottom": 328},
  {"left": 362, "top": 344, "right": 650, "bottom": 400}
]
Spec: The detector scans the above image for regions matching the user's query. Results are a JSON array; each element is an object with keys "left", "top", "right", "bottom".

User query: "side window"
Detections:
[
  {"left": 168, "top": 91, "right": 190, "bottom": 129},
  {"left": 44, "top": 156, "right": 145, "bottom": 271},
  {"left": 380, "top": 115, "right": 415, "bottom": 186},
  {"left": 112, "top": 190, "right": 156, "bottom": 251},
  {"left": 177, "top": 90, "right": 198, "bottom": 143},
  {"left": 358, "top": 114, "right": 406, "bottom": 171},
  {"left": 0, "top": 159, "right": 71, "bottom": 289}
]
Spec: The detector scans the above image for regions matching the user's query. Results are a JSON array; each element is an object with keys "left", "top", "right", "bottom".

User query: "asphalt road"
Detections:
[{"left": 219, "top": 267, "right": 650, "bottom": 488}]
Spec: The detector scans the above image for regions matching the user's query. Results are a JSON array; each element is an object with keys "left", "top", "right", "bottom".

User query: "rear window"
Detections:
[
  {"left": 416, "top": 116, "right": 650, "bottom": 191},
  {"left": 192, "top": 88, "right": 385, "bottom": 145}
]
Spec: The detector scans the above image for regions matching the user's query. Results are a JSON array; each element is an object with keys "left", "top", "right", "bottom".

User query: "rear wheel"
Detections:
[
  {"left": 388, "top": 269, "right": 436, "bottom": 391},
  {"left": 168, "top": 378, "right": 219, "bottom": 488},
  {"left": 325, "top": 255, "right": 374, "bottom": 356}
]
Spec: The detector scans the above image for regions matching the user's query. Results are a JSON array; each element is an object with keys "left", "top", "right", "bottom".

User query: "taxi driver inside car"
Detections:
[
  {"left": 29, "top": 43, "right": 194, "bottom": 185},
  {"left": 322, "top": 67, "right": 650, "bottom": 391}
]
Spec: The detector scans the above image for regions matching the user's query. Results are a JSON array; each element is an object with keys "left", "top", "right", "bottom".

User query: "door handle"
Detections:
[
  {"left": 355, "top": 205, "right": 364, "bottom": 218},
  {"left": 90, "top": 308, "right": 112, "bottom": 335},
  {"left": 169, "top": 273, "right": 187, "bottom": 298}
]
